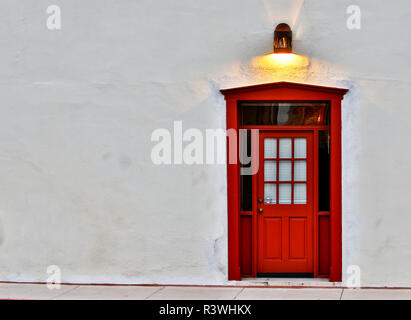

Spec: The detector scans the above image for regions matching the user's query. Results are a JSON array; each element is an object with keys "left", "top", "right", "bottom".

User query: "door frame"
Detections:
[{"left": 220, "top": 82, "right": 348, "bottom": 282}]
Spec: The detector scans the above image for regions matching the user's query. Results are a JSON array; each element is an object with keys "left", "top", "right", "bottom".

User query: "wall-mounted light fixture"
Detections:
[{"left": 274, "top": 23, "right": 292, "bottom": 54}]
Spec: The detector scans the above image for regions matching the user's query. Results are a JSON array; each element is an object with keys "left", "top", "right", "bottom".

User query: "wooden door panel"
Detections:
[
  {"left": 288, "top": 217, "right": 306, "bottom": 260},
  {"left": 263, "top": 217, "right": 282, "bottom": 260}
]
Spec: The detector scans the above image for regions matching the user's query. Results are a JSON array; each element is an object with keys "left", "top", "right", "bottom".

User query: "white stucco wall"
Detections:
[{"left": 0, "top": 0, "right": 410, "bottom": 286}]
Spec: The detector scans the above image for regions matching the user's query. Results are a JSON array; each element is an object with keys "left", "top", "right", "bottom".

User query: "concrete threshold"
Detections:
[{"left": 231, "top": 277, "right": 341, "bottom": 288}]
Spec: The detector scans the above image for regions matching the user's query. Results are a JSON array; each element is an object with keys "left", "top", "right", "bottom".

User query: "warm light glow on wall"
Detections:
[
  {"left": 269, "top": 53, "right": 297, "bottom": 64},
  {"left": 252, "top": 53, "right": 309, "bottom": 69}
]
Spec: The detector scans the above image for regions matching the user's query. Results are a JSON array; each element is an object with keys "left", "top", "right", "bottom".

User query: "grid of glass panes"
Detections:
[{"left": 264, "top": 137, "right": 307, "bottom": 204}]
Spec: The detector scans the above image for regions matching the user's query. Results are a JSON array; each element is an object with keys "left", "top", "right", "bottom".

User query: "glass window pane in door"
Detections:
[
  {"left": 279, "top": 161, "right": 292, "bottom": 181},
  {"left": 294, "top": 160, "right": 307, "bottom": 181},
  {"left": 279, "top": 184, "right": 291, "bottom": 204},
  {"left": 279, "top": 138, "right": 292, "bottom": 158},
  {"left": 264, "top": 138, "right": 277, "bottom": 158},
  {"left": 294, "top": 183, "right": 307, "bottom": 204},
  {"left": 264, "top": 184, "right": 276, "bottom": 204},
  {"left": 294, "top": 138, "right": 307, "bottom": 158},
  {"left": 264, "top": 161, "right": 276, "bottom": 181}
]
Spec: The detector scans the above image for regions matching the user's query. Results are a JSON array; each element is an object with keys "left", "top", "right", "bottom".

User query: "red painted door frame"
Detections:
[{"left": 220, "top": 82, "right": 348, "bottom": 282}]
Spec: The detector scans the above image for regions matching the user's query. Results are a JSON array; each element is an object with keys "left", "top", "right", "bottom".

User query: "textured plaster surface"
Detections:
[{"left": 0, "top": 0, "right": 410, "bottom": 286}]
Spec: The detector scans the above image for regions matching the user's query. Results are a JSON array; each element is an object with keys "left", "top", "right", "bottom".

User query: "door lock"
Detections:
[{"left": 258, "top": 198, "right": 263, "bottom": 203}]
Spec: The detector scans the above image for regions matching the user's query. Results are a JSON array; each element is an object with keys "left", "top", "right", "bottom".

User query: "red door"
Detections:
[{"left": 257, "top": 131, "right": 314, "bottom": 274}]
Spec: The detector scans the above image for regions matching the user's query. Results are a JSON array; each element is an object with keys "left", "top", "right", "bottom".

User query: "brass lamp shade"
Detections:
[{"left": 274, "top": 23, "right": 292, "bottom": 53}]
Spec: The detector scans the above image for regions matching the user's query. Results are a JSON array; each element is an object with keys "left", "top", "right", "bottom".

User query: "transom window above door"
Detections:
[
  {"left": 239, "top": 102, "right": 330, "bottom": 126},
  {"left": 263, "top": 137, "right": 307, "bottom": 205}
]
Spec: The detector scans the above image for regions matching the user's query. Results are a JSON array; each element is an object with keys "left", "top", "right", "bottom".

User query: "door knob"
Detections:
[{"left": 258, "top": 208, "right": 263, "bottom": 213}]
